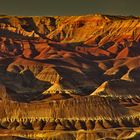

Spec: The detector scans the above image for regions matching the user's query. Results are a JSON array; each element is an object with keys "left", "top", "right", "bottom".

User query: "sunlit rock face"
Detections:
[{"left": 0, "top": 15, "right": 140, "bottom": 139}]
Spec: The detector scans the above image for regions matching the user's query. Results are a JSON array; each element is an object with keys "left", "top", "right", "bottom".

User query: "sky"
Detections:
[{"left": 0, "top": 0, "right": 139, "bottom": 16}]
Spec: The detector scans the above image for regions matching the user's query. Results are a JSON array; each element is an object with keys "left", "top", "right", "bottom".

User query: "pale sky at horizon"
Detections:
[{"left": 0, "top": 0, "right": 139, "bottom": 16}]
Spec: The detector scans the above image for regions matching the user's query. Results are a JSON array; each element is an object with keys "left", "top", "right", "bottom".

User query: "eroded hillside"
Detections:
[{"left": 0, "top": 15, "right": 140, "bottom": 139}]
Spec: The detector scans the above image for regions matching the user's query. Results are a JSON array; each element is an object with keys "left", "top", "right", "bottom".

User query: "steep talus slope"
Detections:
[
  {"left": 0, "top": 96, "right": 127, "bottom": 120},
  {"left": 0, "top": 95, "right": 140, "bottom": 137}
]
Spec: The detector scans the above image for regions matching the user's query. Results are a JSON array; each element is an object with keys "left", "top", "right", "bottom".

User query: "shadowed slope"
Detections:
[{"left": 91, "top": 79, "right": 140, "bottom": 98}]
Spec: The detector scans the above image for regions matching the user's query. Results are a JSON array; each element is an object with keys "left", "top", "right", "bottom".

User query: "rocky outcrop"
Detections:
[
  {"left": 91, "top": 80, "right": 140, "bottom": 98},
  {"left": 121, "top": 67, "right": 140, "bottom": 82},
  {"left": 43, "top": 80, "right": 81, "bottom": 94}
]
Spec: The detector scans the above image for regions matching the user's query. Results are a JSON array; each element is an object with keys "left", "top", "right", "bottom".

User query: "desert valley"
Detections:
[{"left": 0, "top": 15, "right": 139, "bottom": 139}]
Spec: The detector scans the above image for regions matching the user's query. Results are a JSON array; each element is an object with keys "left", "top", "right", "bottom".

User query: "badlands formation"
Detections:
[{"left": 0, "top": 15, "right": 139, "bottom": 139}]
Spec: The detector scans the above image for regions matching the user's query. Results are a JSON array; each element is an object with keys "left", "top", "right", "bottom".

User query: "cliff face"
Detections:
[
  {"left": 0, "top": 15, "right": 140, "bottom": 139},
  {"left": 0, "top": 96, "right": 128, "bottom": 120}
]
